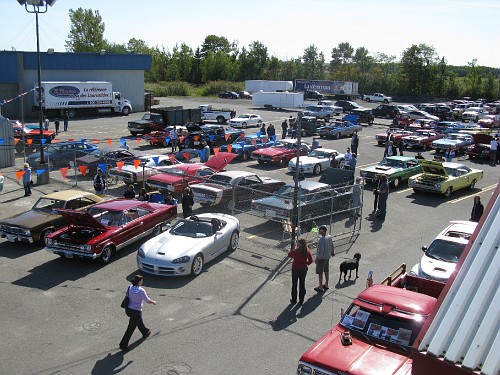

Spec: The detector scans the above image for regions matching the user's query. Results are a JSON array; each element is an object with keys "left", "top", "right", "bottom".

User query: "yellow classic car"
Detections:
[{"left": 408, "top": 160, "right": 483, "bottom": 198}]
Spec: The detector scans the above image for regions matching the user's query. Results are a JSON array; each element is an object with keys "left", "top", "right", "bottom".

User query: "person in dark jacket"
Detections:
[
  {"left": 351, "top": 132, "right": 359, "bottom": 155},
  {"left": 469, "top": 196, "right": 484, "bottom": 222},
  {"left": 266, "top": 124, "right": 276, "bottom": 139},
  {"left": 281, "top": 120, "right": 288, "bottom": 139},
  {"left": 182, "top": 186, "right": 194, "bottom": 218},
  {"left": 123, "top": 184, "right": 136, "bottom": 199},
  {"left": 288, "top": 238, "right": 313, "bottom": 305}
]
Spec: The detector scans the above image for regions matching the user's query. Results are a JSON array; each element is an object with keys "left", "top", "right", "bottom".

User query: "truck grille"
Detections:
[
  {"left": 48, "top": 242, "right": 91, "bottom": 254},
  {"left": 0, "top": 225, "right": 26, "bottom": 235}
]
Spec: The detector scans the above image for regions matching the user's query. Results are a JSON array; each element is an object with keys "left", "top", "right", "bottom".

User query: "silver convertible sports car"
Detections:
[{"left": 137, "top": 213, "right": 240, "bottom": 276}]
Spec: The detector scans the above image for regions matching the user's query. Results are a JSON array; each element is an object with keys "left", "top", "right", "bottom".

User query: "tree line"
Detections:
[{"left": 66, "top": 8, "right": 500, "bottom": 100}]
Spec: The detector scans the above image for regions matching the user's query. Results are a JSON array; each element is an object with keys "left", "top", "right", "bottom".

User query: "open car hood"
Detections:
[
  {"left": 56, "top": 209, "right": 107, "bottom": 229},
  {"left": 319, "top": 168, "right": 354, "bottom": 186},
  {"left": 203, "top": 152, "right": 237, "bottom": 171},
  {"left": 472, "top": 133, "right": 493, "bottom": 144},
  {"left": 418, "top": 160, "right": 448, "bottom": 176}
]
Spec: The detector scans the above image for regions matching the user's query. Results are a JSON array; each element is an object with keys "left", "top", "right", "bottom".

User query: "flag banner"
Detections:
[
  {"left": 116, "top": 161, "right": 125, "bottom": 171},
  {"left": 78, "top": 165, "right": 88, "bottom": 176},
  {"left": 152, "top": 156, "right": 159, "bottom": 166},
  {"left": 59, "top": 167, "right": 68, "bottom": 178},
  {"left": 98, "top": 163, "right": 107, "bottom": 173},
  {"left": 15, "top": 170, "right": 25, "bottom": 180},
  {"left": 36, "top": 169, "right": 46, "bottom": 176}
]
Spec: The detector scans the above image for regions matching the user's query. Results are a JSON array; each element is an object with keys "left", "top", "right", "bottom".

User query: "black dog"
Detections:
[{"left": 339, "top": 253, "right": 362, "bottom": 282}]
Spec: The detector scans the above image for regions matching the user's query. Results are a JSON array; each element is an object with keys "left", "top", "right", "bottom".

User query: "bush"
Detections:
[
  {"left": 146, "top": 81, "right": 192, "bottom": 97},
  {"left": 200, "top": 81, "right": 244, "bottom": 96}
]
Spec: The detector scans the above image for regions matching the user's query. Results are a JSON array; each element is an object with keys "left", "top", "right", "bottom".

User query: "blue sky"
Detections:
[{"left": 2, "top": 0, "right": 499, "bottom": 68}]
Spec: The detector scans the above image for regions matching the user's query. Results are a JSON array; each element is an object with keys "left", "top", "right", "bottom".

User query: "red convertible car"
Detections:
[
  {"left": 402, "top": 129, "right": 443, "bottom": 150},
  {"left": 375, "top": 129, "right": 414, "bottom": 146},
  {"left": 250, "top": 139, "right": 311, "bottom": 166},
  {"left": 45, "top": 199, "right": 177, "bottom": 264},
  {"left": 146, "top": 152, "right": 237, "bottom": 195}
]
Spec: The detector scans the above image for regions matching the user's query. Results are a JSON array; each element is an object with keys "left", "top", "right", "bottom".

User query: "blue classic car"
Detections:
[
  {"left": 431, "top": 133, "right": 474, "bottom": 153},
  {"left": 219, "top": 134, "right": 275, "bottom": 161},
  {"left": 317, "top": 120, "right": 363, "bottom": 139}
]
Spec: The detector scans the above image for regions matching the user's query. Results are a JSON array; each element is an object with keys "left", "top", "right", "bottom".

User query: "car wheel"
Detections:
[
  {"left": 313, "top": 164, "right": 321, "bottom": 175},
  {"left": 130, "top": 132, "right": 138, "bottom": 137},
  {"left": 200, "top": 202, "right": 212, "bottom": 207},
  {"left": 122, "top": 107, "right": 130, "bottom": 116},
  {"left": 153, "top": 224, "right": 163, "bottom": 236},
  {"left": 444, "top": 187, "right": 453, "bottom": 198},
  {"left": 469, "top": 179, "right": 476, "bottom": 190},
  {"left": 241, "top": 151, "right": 249, "bottom": 161},
  {"left": 242, "top": 122, "right": 247, "bottom": 128},
  {"left": 216, "top": 116, "right": 225, "bottom": 124},
  {"left": 228, "top": 230, "right": 239, "bottom": 251},
  {"left": 336, "top": 133, "right": 341, "bottom": 139},
  {"left": 319, "top": 135, "right": 325, "bottom": 139},
  {"left": 392, "top": 177, "right": 401, "bottom": 188},
  {"left": 162, "top": 139, "right": 169, "bottom": 147},
  {"left": 99, "top": 245, "right": 114, "bottom": 264},
  {"left": 41, "top": 228, "right": 54, "bottom": 246},
  {"left": 257, "top": 160, "right": 265, "bottom": 165},
  {"left": 68, "top": 110, "right": 76, "bottom": 118},
  {"left": 384, "top": 100, "right": 389, "bottom": 103},
  {"left": 279, "top": 158, "right": 287, "bottom": 167},
  {"left": 422, "top": 144, "right": 427, "bottom": 151},
  {"left": 191, "top": 253, "right": 204, "bottom": 276},
  {"left": 386, "top": 113, "right": 392, "bottom": 119},
  {"left": 144, "top": 128, "right": 151, "bottom": 135},
  {"left": 325, "top": 115, "right": 330, "bottom": 122},
  {"left": 475, "top": 117, "right": 478, "bottom": 123}
]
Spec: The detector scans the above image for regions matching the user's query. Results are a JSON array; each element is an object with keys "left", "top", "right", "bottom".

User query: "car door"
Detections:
[
  {"left": 119, "top": 206, "right": 153, "bottom": 248},
  {"left": 455, "top": 168, "right": 472, "bottom": 190}
]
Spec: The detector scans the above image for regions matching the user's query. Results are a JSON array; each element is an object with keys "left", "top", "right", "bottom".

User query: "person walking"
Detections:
[
  {"left": 259, "top": 123, "right": 266, "bottom": 136},
  {"left": 314, "top": 225, "right": 335, "bottom": 293},
  {"left": 123, "top": 184, "right": 136, "bottom": 199},
  {"left": 203, "top": 141, "right": 210, "bottom": 162},
  {"left": 93, "top": 169, "right": 106, "bottom": 195},
  {"left": 182, "top": 186, "right": 194, "bottom": 218},
  {"left": 63, "top": 111, "right": 69, "bottom": 131},
  {"left": 376, "top": 175, "right": 389, "bottom": 220},
  {"left": 350, "top": 153, "right": 357, "bottom": 171},
  {"left": 43, "top": 116, "right": 49, "bottom": 131},
  {"left": 351, "top": 132, "right": 359, "bottom": 155},
  {"left": 267, "top": 123, "right": 276, "bottom": 140},
  {"left": 281, "top": 119, "right": 288, "bottom": 139},
  {"left": 397, "top": 138, "right": 405, "bottom": 156},
  {"left": 344, "top": 147, "right": 353, "bottom": 170},
  {"left": 372, "top": 174, "right": 380, "bottom": 214},
  {"left": 290, "top": 118, "right": 297, "bottom": 139},
  {"left": 288, "top": 238, "right": 313, "bottom": 305},
  {"left": 119, "top": 275, "right": 156, "bottom": 351},
  {"left": 170, "top": 126, "right": 178, "bottom": 153},
  {"left": 469, "top": 196, "right": 484, "bottom": 222},
  {"left": 22, "top": 163, "right": 32, "bottom": 197},
  {"left": 351, "top": 176, "right": 362, "bottom": 218},
  {"left": 54, "top": 118, "right": 60, "bottom": 135},
  {"left": 490, "top": 137, "right": 498, "bottom": 165}
]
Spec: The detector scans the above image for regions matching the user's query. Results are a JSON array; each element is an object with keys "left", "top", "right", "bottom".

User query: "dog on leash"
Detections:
[{"left": 339, "top": 253, "right": 362, "bottom": 282}]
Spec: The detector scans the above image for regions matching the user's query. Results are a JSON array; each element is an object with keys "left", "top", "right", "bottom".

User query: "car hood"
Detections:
[
  {"left": 472, "top": 133, "right": 493, "bottom": 144},
  {"left": 362, "top": 164, "right": 401, "bottom": 175},
  {"left": 0, "top": 209, "right": 58, "bottom": 229},
  {"left": 301, "top": 328, "right": 412, "bottom": 375},
  {"left": 142, "top": 232, "right": 210, "bottom": 260},
  {"left": 433, "top": 139, "right": 463, "bottom": 145},
  {"left": 418, "top": 160, "right": 448, "bottom": 176},
  {"left": 191, "top": 183, "right": 226, "bottom": 194},
  {"left": 129, "top": 119, "right": 153, "bottom": 125},
  {"left": 253, "top": 147, "right": 288, "bottom": 157},
  {"left": 76, "top": 155, "right": 102, "bottom": 164},
  {"left": 204, "top": 152, "right": 237, "bottom": 171},
  {"left": 319, "top": 167, "right": 354, "bottom": 186},
  {"left": 420, "top": 255, "right": 455, "bottom": 280},
  {"left": 289, "top": 156, "right": 331, "bottom": 165},
  {"left": 57, "top": 209, "right": 106, "bottom": 230}
]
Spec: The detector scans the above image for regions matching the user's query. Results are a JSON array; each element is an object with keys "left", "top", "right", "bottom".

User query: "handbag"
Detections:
[{"left": 120, "top": 286, "right": 131, "bottom": 309}]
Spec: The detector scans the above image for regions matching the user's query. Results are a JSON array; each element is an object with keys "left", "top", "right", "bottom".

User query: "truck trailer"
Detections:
[
  {"left": 295, "top": 79, "right": 359, "bottom": 100},
  {"left": 35, "top": 81, "right": 132, "bottom": 118},
  {"left": 251, "top": 91, "right": 304, "bottom": 109},
  {"left": 244, "top": 80, "right": 293, "bottom": 93}
]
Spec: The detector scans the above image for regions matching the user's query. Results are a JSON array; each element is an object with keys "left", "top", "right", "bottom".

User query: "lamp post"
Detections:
[{"left": 17, "top": 0, "right": 57, "bottom": 172}]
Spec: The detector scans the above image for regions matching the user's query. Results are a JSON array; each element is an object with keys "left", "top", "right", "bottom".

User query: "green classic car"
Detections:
[
  {"left": 360, "top": 156, "right": 422, "bottom": 188},
  {"left": 0, "top": 190, "right": 103, "bottom": 245},
  {"left": 408, "top": 160, "right": 483, "bottom": 198}
]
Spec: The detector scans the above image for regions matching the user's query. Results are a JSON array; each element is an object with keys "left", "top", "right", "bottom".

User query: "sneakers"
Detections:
[
  {"left": 290, "top": 299, "right": 297, "bottom": 305},
  {"left": 143, "top": 330, "right": 151, "bottom": 339},
  {"left": 314, "top": 287, "right": 325, "bottom": 293},
  {"left": 119, "top": 345, "right": 129, "bottom": 352}
]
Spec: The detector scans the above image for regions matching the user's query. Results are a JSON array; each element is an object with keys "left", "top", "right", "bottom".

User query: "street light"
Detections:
[{"left": 17, "top": 0, "right": 57, "bottom": 169}]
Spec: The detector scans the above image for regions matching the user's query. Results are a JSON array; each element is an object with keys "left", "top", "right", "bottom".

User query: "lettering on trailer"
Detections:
[
  {"left": 295, "top": 80, "right": 353, "bottom": 94},
  {"left": 49, "top": 86, "right": 80, "bottom": 98}
]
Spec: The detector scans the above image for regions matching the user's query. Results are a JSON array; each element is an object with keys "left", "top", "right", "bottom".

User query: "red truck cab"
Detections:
[{"left": 298, "top": 265, "right": 445, "bottom": 375}]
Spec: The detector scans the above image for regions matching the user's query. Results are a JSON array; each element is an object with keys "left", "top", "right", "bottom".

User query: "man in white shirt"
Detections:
[
  {"left": 170, "top": 126, "right": 178, "bottom": 152},
  {"left": 344, "top": 147, "right": 352, "bottom": 170}
]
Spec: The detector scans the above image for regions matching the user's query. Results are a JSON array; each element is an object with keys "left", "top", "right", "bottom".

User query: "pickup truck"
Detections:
[
  {"left": 199, "top": 104, "right": 236, "bottom": 124},
  {"left": 297, "top": 264, "right": 445, "bottom": 375},
  {"left": 127, "top": 106, "right": 202, "bottom": 136},
  {"left": 363, "top": 93, "right": 393, "bottom": 103}
]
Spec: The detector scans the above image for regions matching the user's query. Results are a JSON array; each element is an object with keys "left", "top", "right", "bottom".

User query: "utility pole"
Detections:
[{"left": 290, "top": 112, "right": 303, "bottom": 250}]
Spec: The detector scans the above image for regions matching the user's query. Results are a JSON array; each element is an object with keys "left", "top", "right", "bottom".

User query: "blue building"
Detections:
[{"left": 0, "top": 50, "right": 151, "bottom": 118}]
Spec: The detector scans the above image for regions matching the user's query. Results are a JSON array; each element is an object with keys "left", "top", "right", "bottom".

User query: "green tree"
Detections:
[
  {"left": 464, "top": 59, "right": 483, "bottom": 98},
  {"left": 399, "top": 44, "right": 438, "bottom": 95},
  {"left": 106, "top": 41, "right": 127, "bottom": 53},
  {"left": 330, "top": 42, "right": 354, "bottom": 80},
  {"left": 200, "top": 35, "right": 234, "bottom": 57},
  {"left": 65, "top": 8, "right": 106, "bottom": 52},
  {"left": 127, "top": 38, "right": 150, "bottom": 54},
  {"left": 238, "top": 41, "right": 269, "bottom": 80},
  {"left": 482, "top": 73, "right": 496, "bottom": 100},
  {"left": 352, "top": 47, "right": 374, "bottom": 90},
  {"left": 302, "top": 45, "right": 325, "bottom": 79}
]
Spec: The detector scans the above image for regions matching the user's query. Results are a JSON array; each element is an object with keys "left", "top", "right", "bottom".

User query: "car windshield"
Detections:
[
  {"left": 379, "top": 159, "right": 403, "bottom": 168},
  {"left": 275, "top": 185, "right": 295, "bottom": 197},
  {"left": 238, "top": 115, "right": 251, "bottom": 119},
  {"left": 309, "top": 150, "right": 333, "bottom": 158},
  {"left": 163, "top": 168, "right": 188, "bottom": 176},
  {"left": 340, "top": 304, "right": 423, "bottom": 347},
  {"left": 274, "top": 142, "right": 294, "bottom": 149},
  {"left": 205, "top": 174, "right": 233, "bottom": 185},
  {"left": 87, "top": 208, "right": 125, "bottom": 226},
  {"left": 425, "top": 239, "right": 466, "bottom": 263},
  {"left": 33, "top": 198, "right": 66, "bottom": 211},
  {"left": 170, "top": 220, "right": 212, "bottom": 238}
]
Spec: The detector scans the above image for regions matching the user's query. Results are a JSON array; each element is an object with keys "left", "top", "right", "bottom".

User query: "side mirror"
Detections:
[{"left": 421, "top": 246, "right": 427, "bottom": 252}]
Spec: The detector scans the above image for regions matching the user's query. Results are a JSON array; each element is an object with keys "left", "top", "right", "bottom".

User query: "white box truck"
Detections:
[
  {"left": 245, "top": 80, "right": 293, "bottom": 93},
  {"left": 252, "top": 92, "right": 304, "bottom": 109},
  {"left": 35, "top": 81, "right": 132, "bottom": 118}
]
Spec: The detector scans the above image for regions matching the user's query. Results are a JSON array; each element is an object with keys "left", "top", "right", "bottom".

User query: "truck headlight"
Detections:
[
  {"left": 172, "top": 256, "right": 190, "bottom": 264},
  {"left": 434, "top": 183, "right": 441, "bottom": 189},
  {"left": 46, "top": 238, "right": 53, "bottom": 246},
  {"left": 22, "top": 228, "right": 31, "bottom": 236},
  {"left": 297, "top": 364, "right": 313, "bottom": 374},
  {"left": 80, "top": 244, "right": 92, "bottom": 252}
]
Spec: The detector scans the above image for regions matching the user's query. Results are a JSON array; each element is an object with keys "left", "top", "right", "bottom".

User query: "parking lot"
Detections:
[{"left": 0, "top": 97, "right": 498, "bottom": 374}]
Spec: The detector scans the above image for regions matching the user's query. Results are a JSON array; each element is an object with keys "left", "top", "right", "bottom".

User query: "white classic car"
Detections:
[
  {"left": 288, "top": 148, "right": 345, "bottom": 175},
  {"left": 137, "top": 213, "right": 240, "bottom": 276},
  {"left": 228, "top": 114, "right": 263, "bottom": 129},
  {"left": 461, "top": 107, "right": 488, "bottom": 122},
  {"left": 108, "top": 154, "right": 179, "bottom": 184}
]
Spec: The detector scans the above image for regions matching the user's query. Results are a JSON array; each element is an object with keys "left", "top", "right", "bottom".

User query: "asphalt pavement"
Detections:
[{"left": 0, "top": 97, "right": 498, "bottom": 374}]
